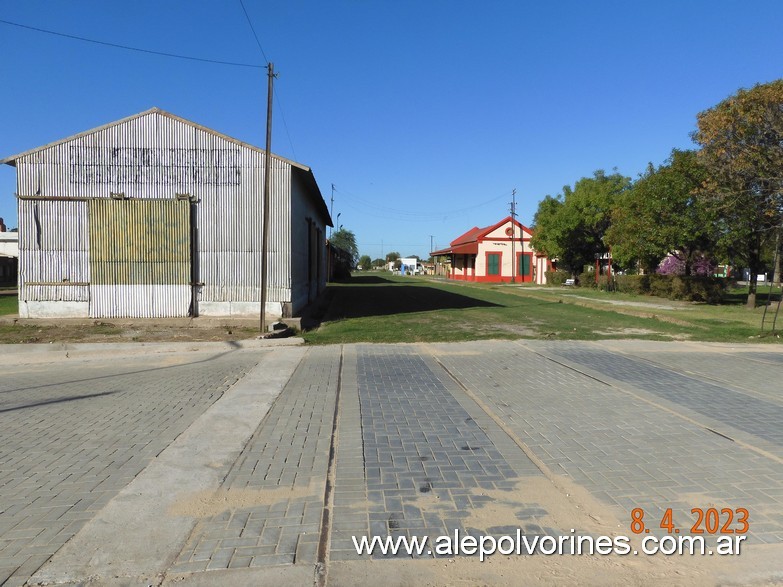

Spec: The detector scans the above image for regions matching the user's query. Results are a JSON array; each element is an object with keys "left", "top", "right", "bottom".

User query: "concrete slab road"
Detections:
[{"left": 0, "top": 340, "right": 781, "bottom": 586}]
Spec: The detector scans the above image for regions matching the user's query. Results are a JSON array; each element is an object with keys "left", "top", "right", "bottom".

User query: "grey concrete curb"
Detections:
[{"left": 0, "top": 338, "right": 305, "bottom": 364}]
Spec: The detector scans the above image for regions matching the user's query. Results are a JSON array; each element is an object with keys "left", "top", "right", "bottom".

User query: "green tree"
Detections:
[
  {"left": 358, "top": 255, "right": 372, "bottom": 270},
  {"left": 692, "top": 80, "right": 783, "bottom": 308},
  {"left": 605, "top": 150, "right": 714, "bottom": 274},
  {"left": 531, "top": 170, "right": 631, "bottom": 276},
  {"left": 371, "top": 258, "right": 385, "bottom": 268},
  {"left": 385, "top": 251, "right": 400, "bottom": 263},
  {"left": 330, "top": 228, "right": 359, "bottom": 266}
]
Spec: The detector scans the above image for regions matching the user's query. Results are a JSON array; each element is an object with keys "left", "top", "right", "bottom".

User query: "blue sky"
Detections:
[{"left": 2, "top": 1, "right": 782, "bottom": 260}]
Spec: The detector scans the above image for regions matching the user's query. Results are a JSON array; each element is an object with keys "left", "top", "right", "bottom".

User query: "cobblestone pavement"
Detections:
[
  {"left": 0, "top": 350, "right": 260, "bottom": 586},
  {"left": 2, "top": 340, "right": 783, "bottom": 586},
  {"left": 329, "top": 346, "right": 547, "bottom": 561},
  {"left": 432, "top": 341, "right": 783, "bottom": 545},
  {"left": 171, "top": 346, "right": 340, "bottom": 573}
]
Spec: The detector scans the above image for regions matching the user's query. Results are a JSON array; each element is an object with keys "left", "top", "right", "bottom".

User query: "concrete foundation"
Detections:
[
  {"left": 197, "top": 301, "right": 284, "bottom": 318},
  {"left": 19, "top": 301, "right": 89, "bottom": 319}
]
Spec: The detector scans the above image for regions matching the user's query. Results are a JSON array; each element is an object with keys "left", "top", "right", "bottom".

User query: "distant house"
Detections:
[
  {"left": 431, "top": 216, "right": 550, "bottom": 284},
  {"left": 399, "top": 257, "right": 421, "bottom": 275},
  {"left": 1, "top": 108, "right": 332, "bottom": 318},
  {"left": 0, "top": 230, "right": 18, "bottom": 286}
]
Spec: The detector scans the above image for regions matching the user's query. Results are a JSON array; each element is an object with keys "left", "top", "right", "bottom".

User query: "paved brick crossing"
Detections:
[
  {"left": 171, "top": 346, "right": 339, "bottom": 572},
  {"left": 330, "top": 347, "right": 547, "bottom": 561},
  {"left": 434, "top": 341, "right": 783, "bottom": 544},
  {"left": 0, "top": 350, "right": 259, "bottom": 586},
  {"left": 1, "top": 340, "right": 782, "bottom": 584},
  {"left": 544, "top": 344, "right": 783, "bottom": 447}
]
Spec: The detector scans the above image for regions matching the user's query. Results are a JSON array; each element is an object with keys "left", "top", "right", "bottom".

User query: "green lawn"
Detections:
[
  {"left": 3, "top": 279, "right": 780, "bottom": 345},
  {"left": 302, "top": 275, "right": 781, "bottom": 345},
  {"left": 0, "top": 294, "right": 17, "bottom": 316}
]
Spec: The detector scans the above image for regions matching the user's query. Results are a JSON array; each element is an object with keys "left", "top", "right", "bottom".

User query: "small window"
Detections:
[{"left": 487, "top": 253, "right": 500, "bottom": 276}]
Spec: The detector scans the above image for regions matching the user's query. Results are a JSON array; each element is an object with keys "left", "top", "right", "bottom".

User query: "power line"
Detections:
[
  {"left": 237, "top": 0, "right": 270, "bottom": 64},
  {"left": 0, "top": 18, "right": 263, "bottom": 69},
  {"left": 335, "top": 186, "right": 515, "bottom": 221},
  {"left": 237, "top": 3, "right": 298, "bottom": 162},
  {"left": 274, "top": 88, "right": 298, "bottom": 162},
  {"left": 359, "top": 243, "right": 429, "bottom": 246}
]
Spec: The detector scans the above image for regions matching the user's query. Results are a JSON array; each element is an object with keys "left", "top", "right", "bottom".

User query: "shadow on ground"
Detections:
[{"left": 302, "top": 275, "right": 500, "bottom": 327}]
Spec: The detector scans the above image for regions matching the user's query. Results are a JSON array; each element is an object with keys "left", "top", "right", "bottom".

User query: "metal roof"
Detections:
[
  {"left": 431, "top": 242, "right": 479, "bottom": 256},
  {"left": 1, "top": 107, "right": 332, "bottom": 226},
  {"left": 431, "top": 216, "right": 533, "bottom": 256}
]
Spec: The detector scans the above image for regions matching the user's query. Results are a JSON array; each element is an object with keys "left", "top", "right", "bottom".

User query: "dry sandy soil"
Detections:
[{"left": 0, "top": 316, "right": 276, "bottom": 344}]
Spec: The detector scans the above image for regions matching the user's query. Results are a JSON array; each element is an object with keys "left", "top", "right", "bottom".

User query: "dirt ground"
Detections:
[{"left": 0, "top": 316, "right": 277, "bottom": 344}]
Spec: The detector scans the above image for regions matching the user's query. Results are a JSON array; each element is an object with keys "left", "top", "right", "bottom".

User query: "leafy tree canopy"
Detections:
[
  {"left": 385, "top": 251, "right": 401, "bottom": 263},
  {"left": 605, "top": 150, "right": 714, "bottom": 274},
  {"left": 692, "top": 79, "right": 783, "bottom": 306},
  {"left": 330, "top": 228, "right": 359, "bottom": 266},
  {"left": 531, "top": 170, "right": 631, "bottom": 275},
  {"left": 358, "top": 255, "right": 372, "bottom": 270}
]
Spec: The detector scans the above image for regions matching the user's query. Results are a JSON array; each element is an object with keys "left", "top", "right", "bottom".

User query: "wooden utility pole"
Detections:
[
  {"left": 329, "top": 184, "right": 335, "bottom": 238},
  {"left": 510, "top": 189, "right": 517, "bottom": 284},
  {"left": 260, "top": 62, "right": 276, "bottom": 334}
]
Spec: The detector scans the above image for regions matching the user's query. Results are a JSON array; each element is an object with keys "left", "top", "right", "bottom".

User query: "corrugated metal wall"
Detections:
[
  {"left": 89, "top": 199, "right": 190, "bottom": 318},
  {"left": 197, "top": 158, "right": 291, "bottom": 304},
  {"left": 289, "top": 169, "right": 328, "bottom": 314},
  {"left": 14, "top": 110, "right": 295, "bottom": 317},
  {"left": 18, "top": 199, "right": 90, "bottom": 302}
]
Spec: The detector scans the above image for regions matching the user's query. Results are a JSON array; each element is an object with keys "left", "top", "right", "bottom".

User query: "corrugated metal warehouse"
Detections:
[{"left": 0, "top": 108, "right": 332, "bottom": 319}]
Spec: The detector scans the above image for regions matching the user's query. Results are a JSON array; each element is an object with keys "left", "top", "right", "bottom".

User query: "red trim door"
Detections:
[
  {"left": 485, "top": 251, "right": 502, "bottom": 282},
  {"left": 516, "top": 252, "right": 533, "bottom": 282}
]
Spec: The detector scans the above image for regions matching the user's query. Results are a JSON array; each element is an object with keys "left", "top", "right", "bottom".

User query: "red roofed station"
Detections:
[{"left": 431, "top": 216, "right": 551, "bottom": 284}]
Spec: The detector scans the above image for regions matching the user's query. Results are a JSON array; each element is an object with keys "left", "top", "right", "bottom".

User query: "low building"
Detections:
[
  {"left": 399, "top": 257, "right": 421, "bottom": 275},
  {"left": 0, "top": 230, "right": 18, "bottom": 286},
  {"left": 431, "top": 216, "right": 550, "bottom": 284},
  {"left": 1, "top": 108, "right": 332, "bottom": 318}
]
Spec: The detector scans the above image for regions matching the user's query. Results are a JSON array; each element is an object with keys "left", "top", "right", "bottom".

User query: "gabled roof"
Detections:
[
  {"left": 431, "top": 242, "right": 478, "bottom": 256},
  {"left": 451, "top": 226, "right": 483, "bottom": 247},
  {"left": 431, "top": 216, "right": 533, "bottom": 257},
  {"left": 1, "top": 107, "right": 301, "bottom": 168},
  {"left": 475, "top": 216, "right": 533, "bottom": 240},
  {"left": 1, "top": 107, "right": 332, "bottom": 226}
]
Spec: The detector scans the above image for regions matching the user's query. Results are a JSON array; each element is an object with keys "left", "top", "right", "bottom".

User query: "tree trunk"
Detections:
[
  {"left": 747, "top": 285, "right": 757, "bottom": 309},
  {"left": 683, "top": 251, "right": 692, "bottom": 277},
  {"left": 747, "top": 238, "right": 761, "bottom": 309}
]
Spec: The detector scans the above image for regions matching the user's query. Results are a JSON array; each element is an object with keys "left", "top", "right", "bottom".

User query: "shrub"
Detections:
[
  {"left": 682, "top": 276, "right": 726, "bottom": 303},
  {"left": 572, "top": 272, "right": 726, "bottom": 302},
  {"left": 623, "top": 274, "right": 727, "bottom": 303},
  {"left": 597, "top": 275, "right": 615, "bottom": 291},
  {"left": 615, "top": 275, "right": 647, "bottom": 294},
  {"left": 545, "top": 270, "right": 570, "bottom": 286},
  {"left": 647, "top": 274, "right": 673, "bottom": 298},
  {"left": 578, "top": 271, "right": 596, "bottom": 288},
  {"left": 670, "top": 276, "right": 689, "bottom": 299}
]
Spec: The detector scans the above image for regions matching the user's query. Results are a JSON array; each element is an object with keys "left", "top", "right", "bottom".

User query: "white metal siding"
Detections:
[
  {"left": 290, "top": 169, "right": 327, "bottom": 314},
  {"left": 13, "top": 110, "right": 299, "bottom": 317},
  {"left": 17, "top": 199, "right": 89, "bottom": 303}
]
